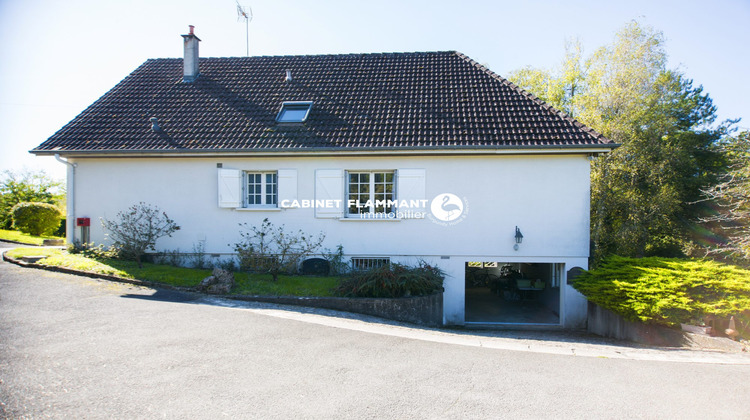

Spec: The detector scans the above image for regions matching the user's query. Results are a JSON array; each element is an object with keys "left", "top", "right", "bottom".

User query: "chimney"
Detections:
[{"left": 181, "top": 25, "right": 201, "bottom": 82}]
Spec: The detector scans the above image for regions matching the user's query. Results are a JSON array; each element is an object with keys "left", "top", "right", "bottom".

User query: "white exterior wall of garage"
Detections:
[{"left": 64, "top": 151, "right": 592, "bottom": 328}]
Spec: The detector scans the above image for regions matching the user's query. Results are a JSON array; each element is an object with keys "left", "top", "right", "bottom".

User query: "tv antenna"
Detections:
[{"left": 236, "top": 1, "right": 253, "bottom": 56}]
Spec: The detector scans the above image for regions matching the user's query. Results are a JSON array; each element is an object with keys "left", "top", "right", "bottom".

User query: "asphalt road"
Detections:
[{"left": 2, "top": 242, "right": 749, "bottom": 419}]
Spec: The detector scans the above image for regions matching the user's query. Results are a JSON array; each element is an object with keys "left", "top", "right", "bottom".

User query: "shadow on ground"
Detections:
[
  {"left": 118, "top": 287, "right": 641, "bottom": 350},
  {"left": 121, "top": 289, "right": 203, "bottom": 303}
]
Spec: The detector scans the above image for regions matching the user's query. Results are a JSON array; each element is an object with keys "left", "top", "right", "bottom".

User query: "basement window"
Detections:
[
  {"left": 276, "top": 101, "right": 313, "bottom": 123},
  {"left": 351, "top": 257, "right": 391, "bottom": 271}
]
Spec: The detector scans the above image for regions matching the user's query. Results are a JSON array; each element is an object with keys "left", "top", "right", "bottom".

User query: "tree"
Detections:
[
  {"left": 508, "top": 21, "right": 730, "bottom": 263},
  {"left": 698, "top": 131, "right": 750, "bottom": 262},
  {"left": 234, "top": 218, "right": 325, "bottom": 281},
  {"left": 0, "top": 169, "right": 64, "bottom": 229},
  {"left": 509, "top": 39, "right": 585, "bottom": 115},
  {"left": 101, "top": 202, "right": 180, "bottom": 268}
]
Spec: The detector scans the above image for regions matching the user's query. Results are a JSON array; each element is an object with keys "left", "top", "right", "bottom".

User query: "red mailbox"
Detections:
[{"left": 76, "top": 217, "right": 91, "bottom": 227}]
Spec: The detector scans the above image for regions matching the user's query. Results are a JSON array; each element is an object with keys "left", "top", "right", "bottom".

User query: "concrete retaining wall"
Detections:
[
  {"left": 228, "top": 293, "right": 444, "bottom": 327},
  {"left": 587, "top": 301, "right": 686, "bottom": 347}
]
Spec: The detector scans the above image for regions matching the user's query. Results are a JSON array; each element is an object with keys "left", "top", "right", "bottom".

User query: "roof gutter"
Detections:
[
  {"left": 54, "top": 154, "right": 77, "bottom": 244},
  {"left": 32, "top": 143, "right": 619, "bottom": 158}
]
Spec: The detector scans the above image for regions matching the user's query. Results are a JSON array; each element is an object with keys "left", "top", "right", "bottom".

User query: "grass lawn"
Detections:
[
  {"left": 233, "top": 272, "right": 338, "bottom": 297},
  {"left": 0, "top": 229, "right": 63, "bottom": 246},
  {"left": 4, "top": 247, "right": 339, "bottom": 296}
]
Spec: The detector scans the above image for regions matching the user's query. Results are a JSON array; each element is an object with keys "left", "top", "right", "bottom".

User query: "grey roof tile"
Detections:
[{"left": 33, "top": 51, "right": 614, "bottom": 153}]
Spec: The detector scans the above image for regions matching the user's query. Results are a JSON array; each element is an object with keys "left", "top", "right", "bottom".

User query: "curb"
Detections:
[
  {"left": 2, "top": 250, "right": 194, "bottom": 293},
  {"left": 0, "top": 239, "right": 42, "bottom": 246}
]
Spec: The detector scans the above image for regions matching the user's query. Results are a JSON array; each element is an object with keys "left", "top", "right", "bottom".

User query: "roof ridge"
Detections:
[
  {"left": 452, "top": 52, "right": 612, "bottom": 144},
  {"left": 161, "top": 50, "right": 460, "bottom": 61}
]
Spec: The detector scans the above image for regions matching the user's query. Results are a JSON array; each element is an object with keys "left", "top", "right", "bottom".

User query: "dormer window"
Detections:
[{"left": 276, "top": 101, "right": 313, "bottom": 123}]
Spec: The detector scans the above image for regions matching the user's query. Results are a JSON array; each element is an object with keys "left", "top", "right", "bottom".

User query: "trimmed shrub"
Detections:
[
  {"left": 11, "top": 202, "right": 62, "bottom": 236},
  {"left": 571, "top": 256, "right": 750, "bottom": 327},
  {"left": 335, "top": 262, "right": 444, "bottom": 298}
]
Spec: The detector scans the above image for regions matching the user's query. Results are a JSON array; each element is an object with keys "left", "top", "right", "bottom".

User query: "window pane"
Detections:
[
  {"left": 246, "top": 171, "right": 278, "bottom": 206},
  {"left": 277, "top": 104, "right": 311, "bottom": 122},
  {"left": 247, "top": 172, "right": 261, "bottom": 206},
  {"left": 346, "top": 170, "right": 395, "bottom": 214}
]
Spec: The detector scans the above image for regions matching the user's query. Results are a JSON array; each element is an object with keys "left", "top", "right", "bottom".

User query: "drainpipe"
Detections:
[{"left": 54, "top": 154, "right": 77, "bottom": 244}]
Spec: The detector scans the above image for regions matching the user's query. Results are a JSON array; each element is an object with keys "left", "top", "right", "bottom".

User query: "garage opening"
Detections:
[{"left": 465, "top": 262, "right": 563, "bottom": 325}]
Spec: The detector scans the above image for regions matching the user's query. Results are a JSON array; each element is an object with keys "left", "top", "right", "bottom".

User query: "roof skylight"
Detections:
[{"left": 276, "top": 101, "right": 313, "bottom": 123}]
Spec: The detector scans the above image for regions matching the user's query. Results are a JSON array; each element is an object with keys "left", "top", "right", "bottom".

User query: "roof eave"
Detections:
[{"left": 30, "top": 143, "right": 619, "bottom": 158}]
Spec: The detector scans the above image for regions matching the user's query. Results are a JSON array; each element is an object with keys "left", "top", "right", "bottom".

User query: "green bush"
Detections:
[
  {"left": 335, "top": 262, "right": 444, "bottom": 298},
  {"left": 571, "top": 256, "right": 750, "bottom": 327},
  {"left": 11, "top": 202, "right": 62, "bottom": 236},
  {"left": 67, "top": 241, "right": 121, "bottom": 260}
]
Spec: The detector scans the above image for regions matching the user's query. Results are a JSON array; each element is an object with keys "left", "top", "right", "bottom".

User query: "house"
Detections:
[{"left": 32, "top": 27, "right": 616, "bottom": 328}]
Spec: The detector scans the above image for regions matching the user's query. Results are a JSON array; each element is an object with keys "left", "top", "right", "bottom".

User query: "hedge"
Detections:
[
  {"left": 11, "top": 202, "right": 62, "bottom": 236},
  {"left": 571, "top": 256, "right": 750, "bottom": 327}
]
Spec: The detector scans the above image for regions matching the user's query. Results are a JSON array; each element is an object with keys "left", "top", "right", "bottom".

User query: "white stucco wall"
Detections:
[{"left": 67, "top": 153, "right": 591, "bottom": 327}]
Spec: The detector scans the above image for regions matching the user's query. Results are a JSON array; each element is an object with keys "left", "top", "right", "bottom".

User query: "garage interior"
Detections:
[{"left": 465, "top": 262, "right": 562, "bottom": 324}]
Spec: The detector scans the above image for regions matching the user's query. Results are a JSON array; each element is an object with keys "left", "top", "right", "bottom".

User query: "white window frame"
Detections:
[
  {"left": 346, "top": 170, "right": 396, "bottom": 217},
  {"left": 244, "top": 171, "right": 278, "bottom": 208},
  {"left": 276, "top": 101, "right": 313, "bottom": 123}
]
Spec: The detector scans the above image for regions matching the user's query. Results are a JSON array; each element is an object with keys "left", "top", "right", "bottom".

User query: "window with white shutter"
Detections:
[
  {"left": 219, "top": 168, "right": 297, "bottom": 210},
  {"left": 277, "top": 169, "right": 297, "bottom": 205},
  {"left": 218, "top": 168, "right": 241, "bottom": 208},
  {"left": 315, "top": 169, "right": 344, "bottom": 218},
  {"left": 396, "top": 168, "right": 426, "bottom": 217}
]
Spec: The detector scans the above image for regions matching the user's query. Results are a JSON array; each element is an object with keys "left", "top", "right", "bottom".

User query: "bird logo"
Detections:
[{"left": 430, "top": 193, "right": 465, "bottom": 222}]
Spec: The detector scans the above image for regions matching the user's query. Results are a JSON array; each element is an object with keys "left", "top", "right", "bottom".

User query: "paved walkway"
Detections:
[{"left": 195, "top": 296, "right": 750, "bottom": 365}]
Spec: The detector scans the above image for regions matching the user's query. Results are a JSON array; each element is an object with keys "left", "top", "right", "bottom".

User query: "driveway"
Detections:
[{"left": 1, "top": 243, "right": 749, "bottom": 419}]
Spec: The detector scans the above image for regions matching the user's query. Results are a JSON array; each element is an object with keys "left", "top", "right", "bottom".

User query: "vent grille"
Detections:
[{"left": 351, "top": 257, "right": 390, "bottom": 271}]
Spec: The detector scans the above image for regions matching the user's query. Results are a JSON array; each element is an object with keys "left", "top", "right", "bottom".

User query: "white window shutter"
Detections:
[
  {"left": 397, "top": 168, "right": 426, "bottom": 218},
  {"left": 277, "top": 169, "right": 297, "bottom": 205},
  {"left": 315, "top": 169, "right": 343, "bottom": 218},
  {"left": 218, "top": 168, "right": 241, "bottom": 208}
]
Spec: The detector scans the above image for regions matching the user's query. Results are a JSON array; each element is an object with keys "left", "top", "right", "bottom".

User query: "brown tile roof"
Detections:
[{"left": 32, "top": 51, "right": 614, "bottom": 154}]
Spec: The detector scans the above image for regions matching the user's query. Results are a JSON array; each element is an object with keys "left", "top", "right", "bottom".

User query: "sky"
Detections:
[{"left": 1, "top": 0, "right": 748, "bottom": 181}]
